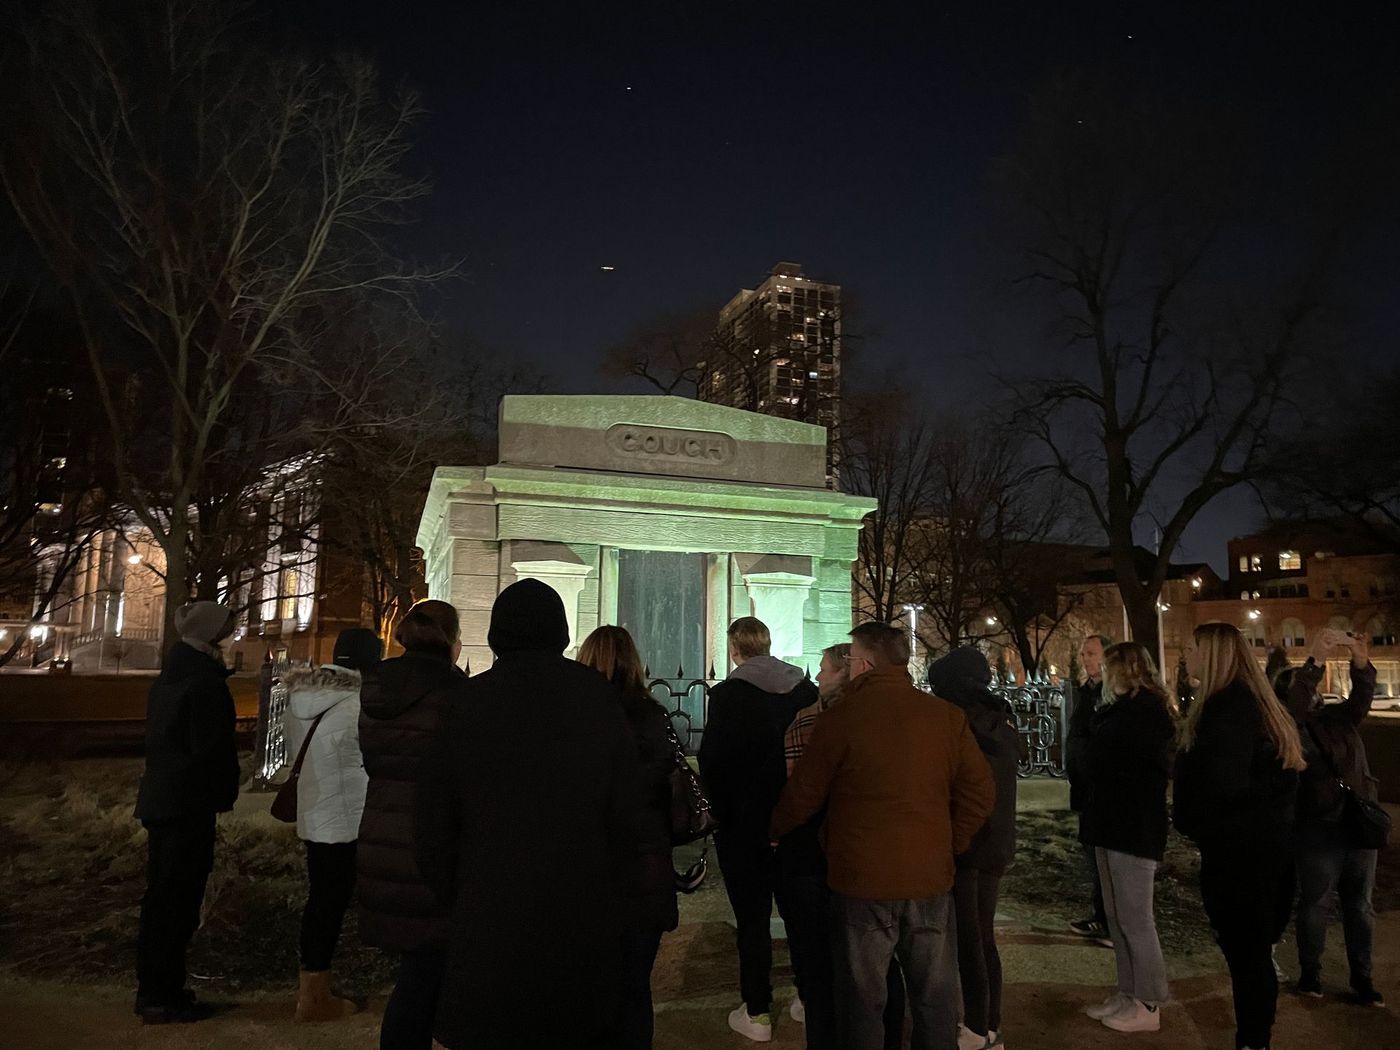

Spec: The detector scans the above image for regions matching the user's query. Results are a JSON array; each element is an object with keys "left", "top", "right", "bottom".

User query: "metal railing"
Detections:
[
  {"left": 249, "top": 648, "right": 292, "bottom": 788},
  {"left": 989, "top": 670, "right": 1067, "bottom": 779},
  {"left": 646, "top": 665, "right": 717, "bottom": 755}
]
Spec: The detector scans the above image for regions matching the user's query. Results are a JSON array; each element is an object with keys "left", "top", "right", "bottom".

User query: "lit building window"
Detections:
[
  {"left": 1279, "top": 550, "right": 1301, "bottom": 571},
  {"left": 1250, "top": 554, "right": 1262, "bottom": 572},
  {"left": 1239, "top": 555, "right": 1249, "bottom": 573},
  {"left": 1280, "top": 618, "right": 1306, "bottom": 648}
]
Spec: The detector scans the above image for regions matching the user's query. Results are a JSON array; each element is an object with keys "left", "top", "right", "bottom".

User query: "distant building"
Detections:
[{"left": 698, "top": 261, "right": 842, "bottom": 484}]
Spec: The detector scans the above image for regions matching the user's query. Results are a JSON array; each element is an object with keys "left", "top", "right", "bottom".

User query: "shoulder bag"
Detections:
[
  {"left": 270, "top": 711, "right": 327, "bottom": 824},
  {"left": 665, "top": 719, "right": 718, "bottom": 846},
  {"left": 1305, "top": 721, "right": 1390, "bottom": 850}
]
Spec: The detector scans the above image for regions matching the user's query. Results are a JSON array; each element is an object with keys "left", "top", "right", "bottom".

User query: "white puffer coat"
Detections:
[{"left": 283, "top": 665, "right": 368, "bottom": 844}]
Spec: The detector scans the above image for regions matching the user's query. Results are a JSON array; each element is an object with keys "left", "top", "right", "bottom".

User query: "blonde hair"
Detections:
[
  {"left": 728, "top": 617, "right": 771, "bottom": 660},
  {"left": 1182, "top": 622, "right": 1305, "bottom": 771},
  {"left": 1102, "top": 642, "right": 1177, "bottom": 717}
]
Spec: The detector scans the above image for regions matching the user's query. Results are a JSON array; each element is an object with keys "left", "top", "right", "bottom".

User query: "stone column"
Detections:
[
  {"left": 741, "top": 570, "right": 816, "bottom": 665},
  {"left": 509, "top": 559, "right": 596, "bottom": 657}
]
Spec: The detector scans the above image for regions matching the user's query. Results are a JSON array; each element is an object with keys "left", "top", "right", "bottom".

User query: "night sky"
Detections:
[{"left": 261, "top": 2, "right": 1400, "bottom": 570}]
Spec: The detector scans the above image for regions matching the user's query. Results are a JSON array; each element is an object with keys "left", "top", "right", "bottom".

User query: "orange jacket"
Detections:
[{"left": 770, "top": 667, "right": 995, "bottom": 900}]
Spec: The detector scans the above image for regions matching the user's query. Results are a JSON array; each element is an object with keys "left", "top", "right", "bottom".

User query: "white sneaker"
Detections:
[
  {"left": 1084, "top": 993, "right": 1129, "bottom": 1020},
  {"left": 1101, "top": 999, "right": 1160, "bottom": 1033},
  {"left": 958, "top": 1023, "right": 992, "bottom": 1049},
  {"left": 789, "top": 998, "right": 805, "bottom": 1024},
  {"left": 728, "top": 1005, "right": 773, "bottom": 1043},
  {"left": 989, "top": 1031, "right": 1004, "bottom": 1048}
]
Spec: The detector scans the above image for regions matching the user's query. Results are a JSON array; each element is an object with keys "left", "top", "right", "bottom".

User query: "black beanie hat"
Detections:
[
  {"left": 927, "top": 646, "right": 992, "bottom": 702},
  {"left": 333, "top": 627, "right": 384, "bottom": 671},
  {"left": 487, "top": 578, "right": 569, "bottom": 656}
]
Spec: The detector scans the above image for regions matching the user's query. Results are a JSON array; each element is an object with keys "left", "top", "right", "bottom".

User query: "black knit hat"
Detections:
[
  {"left": 487, "top": 578, "right": 569, "bottom": 655},
  {"left": 333, "top": 627, "right": 384, "bottom": 671},
  {"left": 927, "top": 646, "right": 992, "bottom": 700}
]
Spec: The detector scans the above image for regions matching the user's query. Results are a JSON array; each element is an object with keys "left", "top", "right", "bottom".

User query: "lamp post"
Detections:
[{"left": 901, "top": 603, "right": 923, "bottom": 682}]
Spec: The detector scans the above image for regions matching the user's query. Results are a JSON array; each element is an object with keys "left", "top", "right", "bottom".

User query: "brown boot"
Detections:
[{"left": 295, "top": 970, "right": 359, "bottom": 1022}]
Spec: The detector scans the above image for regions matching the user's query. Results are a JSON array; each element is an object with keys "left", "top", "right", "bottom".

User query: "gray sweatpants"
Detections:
[{"left": 1096, "top": 847, "right": 1170, "bottom": 1004}]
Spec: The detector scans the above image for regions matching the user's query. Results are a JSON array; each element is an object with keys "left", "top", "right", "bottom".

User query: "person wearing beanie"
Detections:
[
  {"left": 133, "top": 601, "right": 240, "bottom": 1025},
  {"left": 282, "top": 627, "right": 383, "bottom": 1022},
  {"left": 415, "top": 580, "right": 649, "bottom": 1049},
  {"left": 927, "top": 647, "right": 1019, "bottom": 1050}
]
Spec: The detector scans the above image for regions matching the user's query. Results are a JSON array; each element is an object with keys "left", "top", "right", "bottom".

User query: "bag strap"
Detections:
[
  {"left": 1302, "top": 719, "right": 1352, "bottom": 793},
  {"left": 288, "top": 711, "right": 327, "bottom": 779}
]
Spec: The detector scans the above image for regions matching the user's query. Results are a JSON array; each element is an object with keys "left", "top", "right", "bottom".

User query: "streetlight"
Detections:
[
  {"left": 901, "top": 604, "right": 923, "bottom": 680},
  {"left": 985, "top": 615, "right": 998, "bottom": 627},
  {"left": 128, "top": 554, "right": 143, "bottom": 566}
]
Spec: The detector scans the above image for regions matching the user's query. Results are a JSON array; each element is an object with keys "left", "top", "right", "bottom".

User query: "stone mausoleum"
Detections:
[{"left": 417, "top": 395, "right": 875, "bottom": 722}]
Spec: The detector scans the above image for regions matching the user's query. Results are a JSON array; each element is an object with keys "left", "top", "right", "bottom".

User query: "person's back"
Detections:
[
  {"left": 794, "top": 668, "right": 990, "bottom": 899},
  {"left": 416, "top": 580, "right": 647, "bottom": 1049},
  {"left": 772, "top": 623, "right": 994, "bottom": 1050},
  {"left": 697, "top": 616, "right": 815, "bottom": 1042}
]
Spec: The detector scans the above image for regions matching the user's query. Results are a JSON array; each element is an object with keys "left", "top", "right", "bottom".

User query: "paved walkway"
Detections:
[{"left": 3, "top": 911, "right": 1396, "bottom": 1049}]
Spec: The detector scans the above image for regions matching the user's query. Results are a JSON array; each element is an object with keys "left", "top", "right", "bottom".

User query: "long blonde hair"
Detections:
[
  {"left": 1102, "top": 642, "right": 1178, "bottom": 717},
  {"left": 1181, "top": 622, "right": 1305, "bottom": 771}
]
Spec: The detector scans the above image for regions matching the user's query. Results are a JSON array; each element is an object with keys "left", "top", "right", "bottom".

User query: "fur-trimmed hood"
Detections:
[{"left": 286, "top": 664, "right": 362, "bottom": 721}]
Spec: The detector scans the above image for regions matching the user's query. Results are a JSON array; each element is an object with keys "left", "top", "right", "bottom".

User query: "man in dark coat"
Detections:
[
  {"left": 415, "top": 579, "right": 649, "bottom": 1049},
  {"left": 1064, "top": 634, "right": 1111, "bottom": 942},
  {"left": 133, "top": 601, "right": 240, "bottom": 1024},
  {"left": 699, "top": 616, "right": 817, "bottom": 1042}
]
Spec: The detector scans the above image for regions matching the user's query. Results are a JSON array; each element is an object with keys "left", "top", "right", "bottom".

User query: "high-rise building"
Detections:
[{"left": 698, "top": 261, "right": 842, "bottom": 484}]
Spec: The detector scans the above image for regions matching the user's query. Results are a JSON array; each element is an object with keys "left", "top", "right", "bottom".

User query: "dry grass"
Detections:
[{"left": 1, "top": 756, "right": 1395, "bottom": 994}]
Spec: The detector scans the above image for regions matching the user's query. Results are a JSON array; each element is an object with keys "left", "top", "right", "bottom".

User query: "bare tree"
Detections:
[
  {"left": 1002, "top": 74, "right": 1334, "bottom": 653},
  {"left": 2, "top": 0, "right": 450, "bottom": 648},
  {"left": 841, "top": 389, "right": 941, "bottom": 624},
  {"left": 602, "top": 310, "right": 710, "bottom": 396}
]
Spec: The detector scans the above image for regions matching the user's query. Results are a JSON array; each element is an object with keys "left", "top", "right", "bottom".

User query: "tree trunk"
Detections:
[{"left": 161, "top": 519, "right": 190, "bottom": 656}]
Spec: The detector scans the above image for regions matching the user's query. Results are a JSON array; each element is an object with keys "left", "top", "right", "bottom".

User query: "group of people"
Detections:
[
  {"left": 1063, "top": 624, "right": 1385, "bottom": 1050},
  {"left": 130, "top": 586, "right": 1386, "bottom": 1050}
]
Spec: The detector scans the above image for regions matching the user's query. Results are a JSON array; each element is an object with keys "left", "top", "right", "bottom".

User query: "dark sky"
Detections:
[{"left": 262, "top": 1, "right": 1399, "bottom": 571}]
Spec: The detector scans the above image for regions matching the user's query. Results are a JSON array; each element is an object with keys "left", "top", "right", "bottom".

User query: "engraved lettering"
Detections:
[{"left": 606, "top": 423, "right": 737, "bottom": 466}]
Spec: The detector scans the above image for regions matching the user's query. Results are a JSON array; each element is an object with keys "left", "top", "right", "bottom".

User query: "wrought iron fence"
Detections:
[
  {"left": 647, "top": 665, "right": 717, "bottom": 755},
  {"left": 249, "top": 648, "right": 292, "bottom": 789},
  {"left": 989, "top": 670, "right": 1067, "bottom": 779}
]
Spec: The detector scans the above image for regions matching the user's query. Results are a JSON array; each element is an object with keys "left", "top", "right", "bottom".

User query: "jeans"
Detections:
[
  {"left": 136, "top": 812, "right": 216, "bottom": 1008},
  {"left": 953, "top": 868, "right": 1004, "bottom": 1036},
  {"left": 718, "top": 845, "right": 784, "bottom": 1016},
  {"left": 618, "top": 921, "right": 663, "bottom": 1050},
  {"left": 832, "top": 893, "right": 958, "bottom": 1050},
  {"left": 301, "top": 840, "right": 357, "bottom": 971},
  {"left": 380, "top": 945, "right": 446, "bottom": 1050},
  {"left": 884, "top": 960, "right": 906, "bottom": 1050},
  {"left": 1295, "top": 845, "right": 1378, "bottom": 984},
  {"left": 1096, "top": 848, "right": 1169, "bottom": 1004},
  {"left": 778, "top": 874, "right": 838, "bottom": 1050},
  {"left": 1199, "top": 843, "right": 1294, "bottom": 1050}
]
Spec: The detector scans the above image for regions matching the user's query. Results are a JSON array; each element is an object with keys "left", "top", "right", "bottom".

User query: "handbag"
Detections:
[
  {"left": 665, "top": 719, "right": 718, "bottom": 846},
  {"left": 270, "top": 711, "right": 326, "bottom": 824},
  {"left": 1305, "top": 722, "right": 1391, "bottom": 850}
]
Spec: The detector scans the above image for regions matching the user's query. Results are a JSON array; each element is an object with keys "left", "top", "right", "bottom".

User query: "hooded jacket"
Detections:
[
  {"left": 698, "top": 654, "right": 817, "bottom": 857},
  {"left": 135, "top": 641, "right": 240, "bottom": 823},
  {"left": 415, "top": 579, "right": 650, "bottom": 1049},
  {"left": 928, "top": 648, "right": 1018, "bottom": 874},
  {"left": 1285, "top": 658, "right": 1378, "bottom": 847},
  {"left": 283, "top": 664, "right": 367, "bottom": 844},
  {"left": 356, "top": 649, "right": 465, "bottom": 951},
  {"left": 1064, "top": 676, "right": 1103, "bottom": 813}
]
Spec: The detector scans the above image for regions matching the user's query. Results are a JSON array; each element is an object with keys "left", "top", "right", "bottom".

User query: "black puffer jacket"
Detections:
[
  {"left": 1285, "top": 658, "right": 1378, "bottom": 848},
  {"left": 1079, "top": 689, "right": 1175, "bottom": 861},
  {"left": 621, "top": 695, "right": 680, "bottom": 933},
  {"left": 928, "top": 649, "right": 1018, "bottom": 875},
  {"left": 134, "top": 642, "right": 240, "bottom": 823},
  {"left": 1173, "top": 680, "right": 1298, "bottom": 849},
  {"left": 356, "top": 650, "right": 465, "bottom": 951}
]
